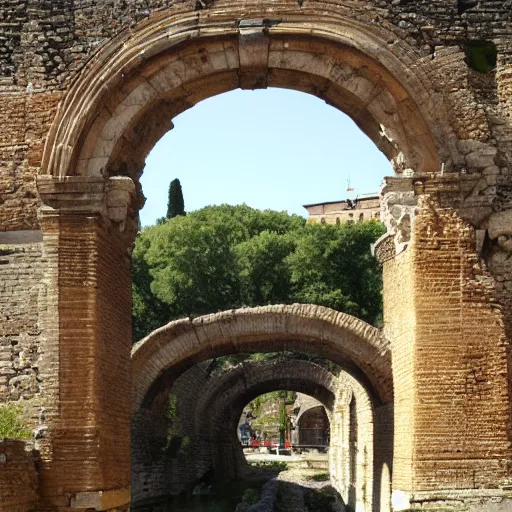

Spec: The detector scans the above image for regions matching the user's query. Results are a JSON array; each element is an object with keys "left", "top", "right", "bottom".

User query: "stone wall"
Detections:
[
  {"left": 0, "top": 439, "right": 38, "bottom": 512},
  {"left": 0, "top": 0, "right": 511, "bottom": 229},
  {"left": 0, "top": 232, "right": 46, "bottom": 436},
  {"left": 378, "top": 179, "right": 512, "bottom": 509},
  {"left": 412, "top": 195, "right": 511, "bottom": 493},
  {"left": 0, "top": 0, "right": 511, "bottom": 509}
]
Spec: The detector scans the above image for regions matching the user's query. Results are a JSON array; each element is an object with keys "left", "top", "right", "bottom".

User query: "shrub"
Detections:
[
  {"left": 248, "top": 460, "right": 287, "bottom": 471},
  {"left": 307, "top": 472, "right": 330, "bottom": 482},
  {"left": 0, "top": 403, "right": 31, "bottom": 439}
]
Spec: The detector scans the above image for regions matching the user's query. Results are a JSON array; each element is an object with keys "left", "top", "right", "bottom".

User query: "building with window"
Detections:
[{"left": 303, "top": 193, "right": 380, "bottom": 225}]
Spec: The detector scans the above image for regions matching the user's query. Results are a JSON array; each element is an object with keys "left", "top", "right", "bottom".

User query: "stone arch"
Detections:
[
  {"left": 194, "top": 359, "right": 339, "bottom": 482},
  {"left": 131, "top": 304, "right": 392, "bottom": 413},
  {"left": 297, "top": 405, "right": 330, "bottom": 446},
  {"left": 194, "top": 359, "right": 338, "bottom": 440},
  {"left": 131, "top": 357, "right": 340, "bottom": 502},
  {"left": 40, "top": 5, "right": 460, "bottom": 186},
  {"left": 330, "top": 371, "right": 377, "bottom": 512},
  {"left": 131, "top": 351, "right": 389, "bottom": 510}
]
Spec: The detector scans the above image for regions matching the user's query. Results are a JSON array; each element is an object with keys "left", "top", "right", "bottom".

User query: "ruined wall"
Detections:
[
  {"left": 30, "top": 212, "right": 132, "bottom": 509},
  {"left": 0, "top": 232, "right": 46, "bottom": 435},
  {"left": 381, "top": 237, "right": 416, "bottom": 494},
  {"left": 377, "top": 177, "right": 512, "bottom": 509},
  {"left": 1, "top": 1, "right": 511, "bottom": 510},
  {"left": 412, "top": 195, "right": 511, "bottom": 494},
  {"left": 0, "top": 439, "right": 38, "bottom": 512},
  {"left": 0, "top": 0, "right": 510, "bottom": 229},
  {"left": 329, "top": 371, "right": 380, "bottom": 512},
  {"left": 131, "top": 364, "right": 211, "bottom": 503}
]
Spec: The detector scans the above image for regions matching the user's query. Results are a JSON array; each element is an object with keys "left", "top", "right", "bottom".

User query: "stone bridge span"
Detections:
[
  {"left": 131, "top": 357, "right": 339, "bottom": 502},
  {"left": 131, "top": 350, "right": 389, "bottom": 512},
  {"left": 131, "top": 304, "right": 391, "bottom": 410}
]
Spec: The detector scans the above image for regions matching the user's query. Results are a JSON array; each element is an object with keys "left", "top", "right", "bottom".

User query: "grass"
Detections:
[
  {"left": 248, "top": 460, "right": 288, "bottom": 471},
  {"left": 307, "top": 472, "right": 330, "bottom": 482}
]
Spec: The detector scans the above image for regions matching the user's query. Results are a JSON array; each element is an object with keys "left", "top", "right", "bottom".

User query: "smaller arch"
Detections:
[
  {"left": 131, "top": 304, "right": 392, "bottom": 412},
  {"left": 297, "top": 405, "right": 330, "bottom": 447},
  {"left": 131, "top": 357, "right": 340, "bottom": 502}
]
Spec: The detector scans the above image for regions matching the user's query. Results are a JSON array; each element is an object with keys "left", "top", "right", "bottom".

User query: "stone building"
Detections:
[
  {"left": 303, "top": 193, "right": 381, "bottom": 224},
  {"left": 290, "top": 394, "right": 330, "bottom": 447},
  {"left": 0, "top": 0, "right": 512, "bottom": 511}
]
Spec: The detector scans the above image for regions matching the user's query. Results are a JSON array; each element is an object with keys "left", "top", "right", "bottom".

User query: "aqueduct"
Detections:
[{"left": 0, "top": 1, "right": 511, "bottom": 511}]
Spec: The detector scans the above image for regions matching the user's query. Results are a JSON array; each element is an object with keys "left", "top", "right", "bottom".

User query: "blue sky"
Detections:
[{"left": 140, "top": 88, "right": 392, "bottom": 227}]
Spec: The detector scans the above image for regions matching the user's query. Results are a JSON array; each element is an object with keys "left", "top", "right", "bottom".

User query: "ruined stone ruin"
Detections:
[{"left": 0, "top": 0, "right": 511, "bottom": 511}]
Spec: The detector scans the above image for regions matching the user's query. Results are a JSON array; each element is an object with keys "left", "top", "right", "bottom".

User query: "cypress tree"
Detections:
[{"left": 166, "top": 178, "right": 185, "bottom": 219}]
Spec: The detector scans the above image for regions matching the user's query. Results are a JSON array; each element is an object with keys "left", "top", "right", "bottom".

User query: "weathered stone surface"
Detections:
[
  {"left": 0, "top": 440, "right": 39, "bottom": 512},
  {"left": 0, "top": 1, "right": 511, "bottom": 510}
]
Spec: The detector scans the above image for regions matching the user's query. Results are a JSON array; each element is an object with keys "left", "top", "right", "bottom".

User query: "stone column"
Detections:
[
  {"left": 36, "top": 176, "right": 136, "bottom": 511},
  {"left": 377, "top": 176, "right": 512, "bottom": 510}
]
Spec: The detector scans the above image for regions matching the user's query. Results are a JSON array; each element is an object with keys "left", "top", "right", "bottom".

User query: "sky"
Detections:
[{"left": 140, "top": 88, "right": 393, "bottom": 227}]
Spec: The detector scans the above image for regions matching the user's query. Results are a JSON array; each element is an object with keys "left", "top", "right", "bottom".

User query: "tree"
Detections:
[
  {"left": 166, "top": 178, "right": 186, "bottom": 219},
  {"left": 131, "top": 204, "right": 384, "bottom": 342},
  {"left": 236, "top": 231, "right": 295, "bottom": 306},
  {"left": 287, "top": 221, "right": 385, "bottom": 323}
]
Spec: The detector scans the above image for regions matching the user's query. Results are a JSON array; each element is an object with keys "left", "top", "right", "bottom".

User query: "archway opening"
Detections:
[
  {"left": 138, "top": 88, "right": 393, "bottom": 227},
  {"left": 131, "top": 307, "right": 393, "bottom": 511}
]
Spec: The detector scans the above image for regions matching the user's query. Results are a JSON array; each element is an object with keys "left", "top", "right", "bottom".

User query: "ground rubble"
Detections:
[{"left": 236, "top": 468, "right": 345, "bottom": 512}]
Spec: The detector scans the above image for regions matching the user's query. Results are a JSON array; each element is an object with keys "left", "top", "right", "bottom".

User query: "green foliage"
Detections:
[
  {"left": 167, "top": 178, "right": 186, "bottom": 219},
  {"left": 132, "top": 204, "right": 385, "bottom": 342},
  {"left": 241, "top": 488, "right": 260, "bottom": 505},
  {"left": 307, "top": 473, "right": 330, "bottom": 482},
  {"left": 237, "top": 231, "right": 295, "bottom": 305},
  {"left": 248, "top": 390, "right": 296, "bottom": 417},
  {"left": 279, "top": 401, "right": 287, "bottom": 431},
  {"left": 304, "top": 487, "right": 336, "bottom": 511},
  {"left": 464, "top": 41, "right": 497, "bottom": 73},
  {"left": 248, "top": 460, "right": 288, "bottom": 471},
  {"left": 132, "top": 234, "right": 169, "bottom": 342},
  {"left": 0, "top": 403, "right": 31, "bottom": 439},
  {"left": 287, "top": 221, "right": 385, "bottom": 324},
  {"left": 163, "top": 394, "right": 192, "bottom": 460}
]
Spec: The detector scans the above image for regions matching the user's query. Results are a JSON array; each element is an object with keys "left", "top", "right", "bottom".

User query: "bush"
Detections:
[
  {"left": 307, "top": 472, "right": 330, "bottom": 482},
  {"left": 241, "top": 488, "right": 260, "bottom": 505},
  {"left": 0, "top": 403, "right": 31, "bottom": 439},
  {"left": 248, "top": 460, "right": 288, "bottom": 471}
]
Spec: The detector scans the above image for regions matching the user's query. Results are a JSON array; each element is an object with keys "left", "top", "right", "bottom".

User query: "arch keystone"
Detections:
[{"left": 238, "top": 20, "right": 270, "bottom": 89}]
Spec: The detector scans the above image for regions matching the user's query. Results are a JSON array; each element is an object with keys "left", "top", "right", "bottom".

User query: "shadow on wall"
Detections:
[{"left": 0, "top": 439, "right": 39, "bottom": 511}]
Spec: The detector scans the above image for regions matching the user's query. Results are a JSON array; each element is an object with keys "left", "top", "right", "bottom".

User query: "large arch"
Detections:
[
  {"left": 40, "top": 5, "right": 460, "bottom": 187},
  {"left": 131, "top": 304, "right": 392, "bottom": 412}
]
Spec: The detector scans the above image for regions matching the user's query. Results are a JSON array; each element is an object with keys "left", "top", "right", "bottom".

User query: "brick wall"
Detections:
[
  {"left": 412, "top": 198, "right": 511, "bottom": 491},
  {"left": 383, "top": 244, "right": 416, "bottom": 493},
  {"left": 34, "top": 213, "right": 131, "bottom": 507},
  {"left": 0, "top": 0, "right": 511, "bottom": 509},
  {"left": 0, "top": 0, "right": 510, "bottom": 229},
  {"left": 0, "top": 439, "right": 38, "bottom": 512}
]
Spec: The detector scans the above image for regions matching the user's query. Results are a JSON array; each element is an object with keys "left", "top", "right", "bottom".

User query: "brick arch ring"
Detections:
[
  {"left": 40, "top": 4, "right": 459, "bottom": 185},
  {"left": 193, "top": 358, "right": 340, "bottom": 441},
  {"left": 131, "top": 304, "right": 392, "bottom": 412}
]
